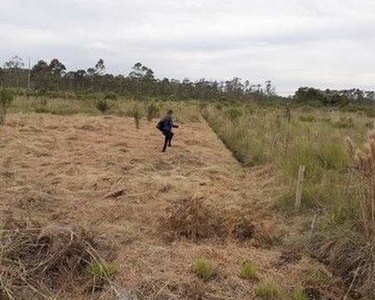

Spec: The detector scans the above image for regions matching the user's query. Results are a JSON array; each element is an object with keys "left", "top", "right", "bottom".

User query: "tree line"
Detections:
[
  {"left": 1, "top": 56, "right": 374, "bottom": 105},
  {"left": 0, "top": 56, "right": 278, "bottom": 101}
]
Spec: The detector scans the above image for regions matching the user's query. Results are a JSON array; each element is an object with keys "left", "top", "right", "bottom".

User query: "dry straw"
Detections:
[{"left": 346, "top": 131, "right": 375, "bottom": 237}]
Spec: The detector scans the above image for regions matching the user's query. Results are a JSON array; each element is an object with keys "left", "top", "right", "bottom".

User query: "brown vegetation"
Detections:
[{"left": 0, "top": 113, "right": 345, "bottom": 299}]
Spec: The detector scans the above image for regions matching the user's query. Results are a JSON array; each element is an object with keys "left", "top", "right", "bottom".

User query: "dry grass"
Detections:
[
  {"left": 347, "top": 131, "right": 375, "bottom": 236},
  {"left": 159, "top": 196, "right": 227, "bottom": 241},
  {"left": 0, "top": 214, "right": 116, "bottom": 299},
  {"left": 0, "top": 113, "right": 344, "bottom": 299}
]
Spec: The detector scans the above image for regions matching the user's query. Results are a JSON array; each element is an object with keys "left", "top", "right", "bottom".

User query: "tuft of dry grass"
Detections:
[
  {"left": 347, "top": 131, "right": 375, "bottom": 236},
  {"left": 159, "top": 196, "right": 227, "bottom": 241},
  {"left": 159, "top": 196, "right": 275, "bottom": 246}
]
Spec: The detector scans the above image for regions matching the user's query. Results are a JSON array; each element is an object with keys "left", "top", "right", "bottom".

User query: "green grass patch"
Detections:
[
  {"left": 86, "top": 261, "right": 119, "bottom": 280},
  {"left": 239, "top": 261, "right": 257, "bottom": 279},
  {"left": 294, "top": 286, "right": 307, "bottom": 300},
  {"left": 193, "top": 258, "right": 215, "bottom": 281},
  {"left": 255, "top": 279, "right": 285, "bottom": 299}
]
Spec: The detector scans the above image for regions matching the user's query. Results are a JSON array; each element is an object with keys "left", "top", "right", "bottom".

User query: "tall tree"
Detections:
[
  {"left": 95, "top": 59, "right": 105, "bottom": 75},
  {"left": 31, "top": 60, "right": 51, "bottom": 90},
  {"left": 49, "top": 59, "right": 66, "bottom": 89},
  {"left": 3, "top": 55, "right": 25, "bottom": 87}
]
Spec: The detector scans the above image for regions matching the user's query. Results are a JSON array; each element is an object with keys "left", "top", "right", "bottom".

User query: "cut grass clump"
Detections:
[
  {"left": 255, "top": 279, "right": 285, "bottom": 299},
  {"left": 193, "top": 258, "right": 215, "bottom": 281},
  {"left": 240, "top": 261, "right": 257, "bottom": 279},
  {"left": 159, "top": 197, "right": 264, "bottom": 242},
  {"left": 0, "top": 216, "right": 117, "bottom": 299},
  {"left": 159, "top": 196, "right": 227, "bottom": 241}
]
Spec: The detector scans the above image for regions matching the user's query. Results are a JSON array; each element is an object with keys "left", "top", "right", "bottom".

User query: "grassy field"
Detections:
[
  {"left": 0, "top": 95, "right": 374, "bottom": 299},
  {"left": 203, "top": 103, "right": 375, "bottom": 298}
]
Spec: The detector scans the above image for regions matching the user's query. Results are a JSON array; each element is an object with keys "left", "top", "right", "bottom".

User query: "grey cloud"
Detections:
[{"left": 1, "top": 0, "right": 375, "bottom": 95}]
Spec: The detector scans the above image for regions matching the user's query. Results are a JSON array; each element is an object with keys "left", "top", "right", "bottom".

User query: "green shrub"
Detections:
[
  {"left": 0, "top": 89, "right": 15, "bottom": 124},
  {"left": 255, "top": 280, "right": 285, "bottom": 299},
  {"left": 228, "top": 106, "right": 242, "bottom": 120},
  {"left": 96, "top": 99, "right": 112, "bottom": 113},
  {"left": 240, "top": 261, "right": 257, "bottom": 279},
  {"left": 147, "top": 101, "right": 160, "bottom": 121},
  {"left": 193, "top": 258, "right": 214, "bottom": 281},
  {"left": 36, "top": 89, "right": 49, "bottom": 97}
]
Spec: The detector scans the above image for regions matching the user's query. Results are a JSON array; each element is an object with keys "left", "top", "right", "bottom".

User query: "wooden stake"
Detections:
[
  {"left": 294, "top": 165, "right": 305, "bottom": 211},
  {"left": 27, "top": 56, "right": 31, "bottom": 90},
  {"left": 310, "top": 212, "right": 318, "bottom": 235}
]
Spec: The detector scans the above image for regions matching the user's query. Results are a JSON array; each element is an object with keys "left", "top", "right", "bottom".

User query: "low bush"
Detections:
[{"left": 0, "top": 217, "right": 117, "bottom": 299}]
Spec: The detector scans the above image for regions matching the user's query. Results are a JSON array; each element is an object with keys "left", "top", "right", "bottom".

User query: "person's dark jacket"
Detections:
[
  {"left": 162, "top": 119, "right": 174, "bottom": 131},
  {"left": 157, "top": 117, "right": 178, "bottom": 132}
]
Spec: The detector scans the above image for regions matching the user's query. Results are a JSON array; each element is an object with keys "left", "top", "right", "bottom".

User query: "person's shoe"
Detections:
[{"left": 168, "top": 144, "right": 172, "bottom": 147}]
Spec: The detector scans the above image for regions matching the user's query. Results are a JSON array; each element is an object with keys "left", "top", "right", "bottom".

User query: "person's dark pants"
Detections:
[{"left": 162, "top": 130, "right": 174, "bottom": 152}]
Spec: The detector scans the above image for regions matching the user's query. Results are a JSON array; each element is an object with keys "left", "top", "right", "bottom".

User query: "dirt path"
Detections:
[{"left": 0, "top": 114, "right": 337, "bottom": 299}]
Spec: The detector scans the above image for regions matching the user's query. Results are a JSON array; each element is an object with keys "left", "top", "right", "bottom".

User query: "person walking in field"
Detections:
[{"left": 156, "top": 110, "right": 179, "bottom": 152}]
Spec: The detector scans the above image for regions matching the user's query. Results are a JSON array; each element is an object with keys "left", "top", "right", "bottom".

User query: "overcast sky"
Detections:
[{"left": 1, "top": 0, "right": 375, "bottom": 95}]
